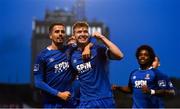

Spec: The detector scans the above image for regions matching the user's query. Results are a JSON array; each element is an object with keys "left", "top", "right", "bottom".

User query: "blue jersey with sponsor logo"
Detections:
[
  {"left": 33, "top": 46, "right": 77, "bottom": 105},
  {"left": 71, "top": 44, "right": 113, "bottom": 101},
  {"left": 128, "top": 68, "right": 174, "bottom": 108}
]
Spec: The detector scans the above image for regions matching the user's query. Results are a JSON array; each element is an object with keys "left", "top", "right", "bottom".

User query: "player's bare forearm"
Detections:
[
  {"left": 155, "top": 89, "right": 175, "bottom": 96},
  {"left": 142, "top": 85, "right": 175, "bottom": 96},
  {"left": 82, "top": 43, "right": 93, "bottom": 60},
  {"left": 93, "top": 32, "right": 123, "bottom": 60},
  {"left": 112, "top": 85, "right": 132, "bottom": 93},
  {"left": 119, "top": 86, "right": 132, "bottom": 93}
]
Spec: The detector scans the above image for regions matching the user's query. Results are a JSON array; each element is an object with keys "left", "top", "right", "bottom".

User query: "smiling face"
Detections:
[
  {"left": 74, "top": 26, "right": 89, "bottom": 44},
  {"left": 73, "top": 22, "right": 90, "bottom": 46},
  {"left": 136, "top": 45, "right": 156, "bottom": 69},
  {"left": 49, "top": 25, "right": 65, "bottom": 44},
  {"left": 152, "top": 57, "right": 160, "bottom": 69},
  {"left": 137, "top": 49, "right": 151, "bottom": 65}
]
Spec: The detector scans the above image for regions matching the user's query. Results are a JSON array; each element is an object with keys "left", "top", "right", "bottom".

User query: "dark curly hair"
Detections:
[{"left": 136, "top": 45, "right": 156, "bottom": 65}]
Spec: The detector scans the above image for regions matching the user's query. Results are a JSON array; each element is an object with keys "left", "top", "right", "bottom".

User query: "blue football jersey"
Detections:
[
  {"left": 71, "top": 44, "right": 113, "bottom": 101},
  {"left": 33, "top": 46, "right": 77, "bottom": 104},
  {"left": 128, "top": 68, "right": 174, "bottom": 108}
]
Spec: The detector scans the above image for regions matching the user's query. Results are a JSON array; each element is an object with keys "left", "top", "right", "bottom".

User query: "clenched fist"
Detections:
[
  {"left": 92, "top": 32, "right": 105, "bottom": 39},
  {"left": 57, "top": 91, "right": 71, "bottom": 101}
]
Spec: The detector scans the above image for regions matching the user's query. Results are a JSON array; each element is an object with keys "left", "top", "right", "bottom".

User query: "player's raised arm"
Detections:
[{"left": 92, "top": 32, "right": 123, "bottom": 60}]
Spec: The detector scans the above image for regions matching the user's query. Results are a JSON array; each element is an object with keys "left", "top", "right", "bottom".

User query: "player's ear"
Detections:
[{"left": 49, "top": 34, "right": 52, "bottom": 39}]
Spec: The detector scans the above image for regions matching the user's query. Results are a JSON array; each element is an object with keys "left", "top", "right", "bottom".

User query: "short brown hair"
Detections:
[
  {"left": 73, "top": 21, "right": 89, "bottom": 33},
  {"left": 49, "top": 23, "right": 65, "bottom": 34}
]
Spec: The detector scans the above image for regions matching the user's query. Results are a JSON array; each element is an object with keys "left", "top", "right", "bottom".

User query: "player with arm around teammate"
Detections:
[
  {"left": 71, "top": 21, "right": 124, "bottom": 108},
  {"left": 33, "top": 23, "right": 91, "bottom": 108}
]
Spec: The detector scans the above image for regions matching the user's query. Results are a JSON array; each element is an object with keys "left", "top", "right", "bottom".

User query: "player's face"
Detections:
[
  {"left": 67, "top": 36, "right": 76, "bottom": 45},
  {"left": 50, "top": 25, "right": 65, "bottom": 44},
  {"left": 152, "top": 57, "right": 160, "bottom": 69},
  {"left": 74, "top": 27, "right": 89, "bottom": 44},
  {"left": 138, "top": 49, "right": 151, "bottom": 65}
]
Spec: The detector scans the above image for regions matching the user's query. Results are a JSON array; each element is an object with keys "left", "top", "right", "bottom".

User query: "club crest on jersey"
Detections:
[
  {"left": 76, "top": 62, "right": 92, "bottom": 74},
  {"left": 144, "top": 74, "right": 150, "bottom": 79},
  {"left": 73, "top": 59, "right": 77, "bottom": 64},
  {"left": 135, "top": 80, "right": 147, "bottom": 88},
  {"left": 54, "top": 61, "right": 69, "bottom": 73},
  {"left": 158, "top": 80, "right": 166, "bottom": 87},
  {"left": 33, "top": 64, "right": 39, "bottom": 71},
  {"left": 133, "top": 76, "right": 136, "bottom": 79}
]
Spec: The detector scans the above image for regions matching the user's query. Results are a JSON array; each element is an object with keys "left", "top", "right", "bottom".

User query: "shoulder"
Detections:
[
  {"left": 130, "top": 69, "right": 139, "bottom": 76},
  {"left": 71, "top": 49, "right": 81, "bottom": 58},
  {"left": 36, "top": 48, "right": 49, "bottom": 60},
  {"left": 151, "top": 68, "right": 169, "bottom": 79},
  {"left": 128, "top": 69, "right": 139, "bottom": 83},
  {"left": 92, "top": 43, "right": 107, "bottom": 54}
]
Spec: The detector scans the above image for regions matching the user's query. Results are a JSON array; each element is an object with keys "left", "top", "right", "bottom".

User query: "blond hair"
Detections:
[{"left": 73, "top": 21, "right": 89, "bottom": 33}]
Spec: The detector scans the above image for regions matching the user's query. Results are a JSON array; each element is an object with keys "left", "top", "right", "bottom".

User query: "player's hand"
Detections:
[
  {"left": 92, "top": 32, "right": 105, "bottom": 39},
  {"left": 141, "top": 85, "right": 150, "bottom": 94},
  {"left": 111, "top": 84, "right": 118, "bottom": 90},
  {"left": 57, "top": 91, "right": 71, "bottom": 101},
  {"left": 82, "top": 44, "right": 92, "bottom": 60}
]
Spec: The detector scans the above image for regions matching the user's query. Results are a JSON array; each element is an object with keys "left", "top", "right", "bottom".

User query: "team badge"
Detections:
[
  {"left": 145, "top": 74, "right": 150, "bottom": 79},
  {"left": 33, "top": 64, "right": 39, "bottom": 71},
  {"left": 73, "top": 59, "right": 77, "bottom": 63},
  {"left": 158, "top": 80, "right": 166, "bottom": 87}
]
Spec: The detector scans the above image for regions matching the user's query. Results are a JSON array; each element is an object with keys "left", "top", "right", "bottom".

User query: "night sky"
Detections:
[{"left": 0, "top": 0, "right": 179, "bottom": 85}]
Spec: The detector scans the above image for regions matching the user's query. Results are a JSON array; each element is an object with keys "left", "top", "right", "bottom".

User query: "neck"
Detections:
[
  {"left": 49, "top": 42, "right": 63, "bottom": 50},
  {"left": 140, "top": 64, "right": 152, "bottom": 70}
]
